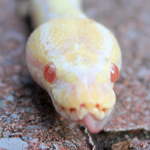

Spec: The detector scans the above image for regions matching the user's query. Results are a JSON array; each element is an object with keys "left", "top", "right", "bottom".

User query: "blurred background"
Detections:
[{"left": 0, "top": 0, "right": 150, "bottom": 149}]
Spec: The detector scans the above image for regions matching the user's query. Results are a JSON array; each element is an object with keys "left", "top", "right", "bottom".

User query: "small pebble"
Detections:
[
  {"left": 0, "top": 126, "right": 3, "bottom": 135},
  {"left": 31, "top": 138, "right": 39, "bottom": 143},
  {"left": 40, "top": 143, "right": 50, "bottom": 149},
  {"left": 6, "top": 95, "right": 14, "bottom": 102},
  {"left": 0, "top": 100, "right": 8, "bottom": 108},
  {"left": 22, "top": 136, "right": 28, "bottom": 140},
  {"left": 5, "top": 111, "right": 10, "bottom": 115},
  {"left": 10, "top": 114, "right": 20, "bottom": 120}
]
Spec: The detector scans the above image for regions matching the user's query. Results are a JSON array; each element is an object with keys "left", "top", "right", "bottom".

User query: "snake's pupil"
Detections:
[
  {"left": 43, "top": 61, "right": 56, "bottom": 83},
  {"left": 110, "top": 63, "right": 119, "bottom": 82}
]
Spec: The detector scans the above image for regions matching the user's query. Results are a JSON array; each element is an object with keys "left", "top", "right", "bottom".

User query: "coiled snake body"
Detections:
[{"left": 26, "top": 0, "right": 121, "bottom": 133}]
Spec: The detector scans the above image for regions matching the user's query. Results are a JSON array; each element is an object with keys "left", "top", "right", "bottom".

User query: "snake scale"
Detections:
[{"left": 26, "top": 0, "right": 121, "bottom": 133}]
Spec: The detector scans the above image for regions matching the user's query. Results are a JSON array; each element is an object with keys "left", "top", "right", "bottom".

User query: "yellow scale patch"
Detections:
[
  {"left": 47, "top": 0, "right": 83, "bottom": 16},
  {"left": 27, "top": 17, "right": 120, "bottom": 65},
  {"left": 27, "top": 17, "right": 121, "bottom": 116}
]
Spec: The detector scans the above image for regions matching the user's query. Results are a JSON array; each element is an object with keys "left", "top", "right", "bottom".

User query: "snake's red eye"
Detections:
[
  {"left": 110, "top": 63, "right": 119, "bottom": 82},
  {"left": 43, "top": 61, "right": 56, "bottom": 83}
]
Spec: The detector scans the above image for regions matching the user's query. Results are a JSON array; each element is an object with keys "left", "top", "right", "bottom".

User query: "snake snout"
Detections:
[{"left": 51, "top": 82, "right": 115, "bottom": 133}]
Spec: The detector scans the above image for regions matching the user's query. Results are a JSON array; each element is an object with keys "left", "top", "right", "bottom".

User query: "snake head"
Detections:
[{"left": 26, "top": 18, "right": 121, "bottom": 133}]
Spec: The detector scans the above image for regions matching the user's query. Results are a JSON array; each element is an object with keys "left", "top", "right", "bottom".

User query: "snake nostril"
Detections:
[
  {"left": 102, "top": 108, "right": 107, "bottom": 113},
  {"left": 81, "top": 104, "right": 85, "bottom": 107},
  {"left": 70, "top": 108, "right": 76, "bottom": 112},
  {"left": 61, "top": 106, "right": 65, "bottom": 110},
  {"left": 96, "top": 104, "right": 100, "bottom": 109}
]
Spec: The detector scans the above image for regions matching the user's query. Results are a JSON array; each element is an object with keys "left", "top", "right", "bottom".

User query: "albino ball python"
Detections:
[{"left": 26, "top": 0, "right": 121, "bottom": 133}]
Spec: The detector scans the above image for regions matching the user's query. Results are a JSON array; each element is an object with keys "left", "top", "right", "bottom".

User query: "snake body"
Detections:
[{"left": 26, "top": 0, "right": 121, "bottom": 133}]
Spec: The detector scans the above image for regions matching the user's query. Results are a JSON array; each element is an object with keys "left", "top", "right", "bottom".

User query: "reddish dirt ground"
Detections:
[{"left": 0, "top": 0, "right": 150, "bottom": 149}]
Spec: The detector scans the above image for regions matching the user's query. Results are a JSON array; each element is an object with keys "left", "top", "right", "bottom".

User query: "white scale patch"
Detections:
[{"left": 40, "top": 20, "right": 114, "bottom": 84}]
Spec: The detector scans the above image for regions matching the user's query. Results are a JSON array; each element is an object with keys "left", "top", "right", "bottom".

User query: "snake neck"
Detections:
[{"left": 31, "top": 0, "right": 87, "bottom": 27}]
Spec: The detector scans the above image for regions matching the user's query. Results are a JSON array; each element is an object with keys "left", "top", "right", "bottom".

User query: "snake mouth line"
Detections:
[
  {"left": 52, "top": 98, "right": 113, "bottom": 124},
  {"left": 53, "top": 100, "right": 113, "bottom": 133}
]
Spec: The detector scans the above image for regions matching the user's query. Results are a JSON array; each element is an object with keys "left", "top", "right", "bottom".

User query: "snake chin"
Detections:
[
  {"left": 82, "top": 113, "right": 112, "bottom": 134},
  {"left": 53, "top": 99, "right": 113, "bottom": 133}
]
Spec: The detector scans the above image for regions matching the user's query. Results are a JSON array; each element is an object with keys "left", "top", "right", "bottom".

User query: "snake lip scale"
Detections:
[{"left": 26, "top": 0, "right": 121, "bottom": 133}]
